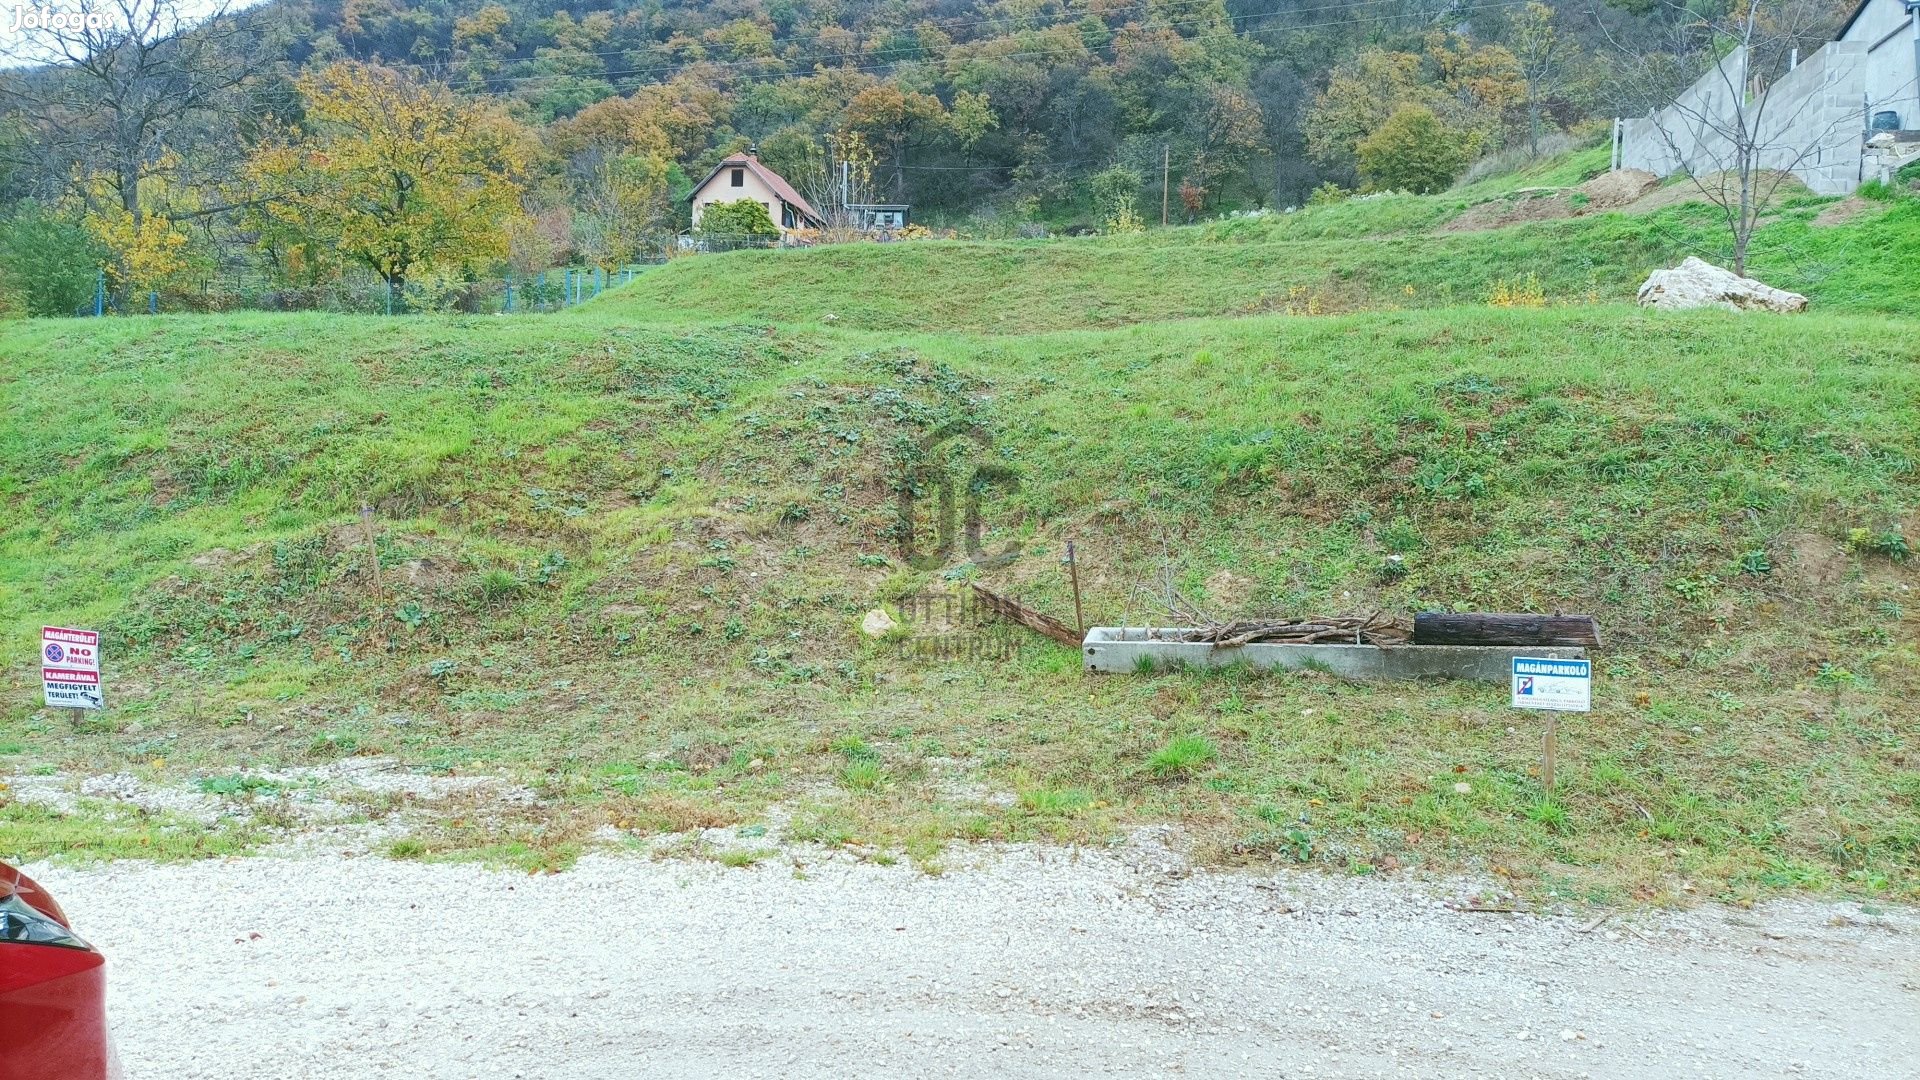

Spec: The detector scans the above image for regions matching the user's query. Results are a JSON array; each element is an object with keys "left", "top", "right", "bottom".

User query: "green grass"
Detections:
[
  {"left": 2, "top": 171, "right": 1917, "bottom": 901},
  {"left": 0, "top": 799, "right": 261, "bottom": 863},
  {"left": 600, "top": 166, "right": 1916, "bottom": 333},
  {"left": 1150, "top": 735, "right": 1218, "bottom": 776}
]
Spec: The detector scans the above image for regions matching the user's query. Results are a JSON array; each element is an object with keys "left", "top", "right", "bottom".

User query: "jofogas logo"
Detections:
[
  {"left": 894, "top": 421, "right": 1019, "bottom": 572},
  {"left": 8, "top": 4, "right": 113, "bottom": 31}
]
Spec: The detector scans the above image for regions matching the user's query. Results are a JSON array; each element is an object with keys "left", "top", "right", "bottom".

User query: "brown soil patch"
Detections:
[
  {"left": 1783, "top": 530, "right": 1848, "bottom": 590},
  {"left": 1617, "top": 170, "right": 1812, "bottom": 215},
  {"left": 1812, "top": 196, "right": 1873, "bottom": 227},
  {"left": 1441, "top": 190, "right": 1576, "bottom": 232},
  {"left": 1202, "top": 568, "right": 1256, "bottom": 611}
]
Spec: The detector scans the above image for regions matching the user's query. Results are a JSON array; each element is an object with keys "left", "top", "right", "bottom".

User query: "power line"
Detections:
[
  {"left": 450, "top": 0, "right": 1515, "bottom": 90},
  {"left": 427, "top": 0, "right": 1254, "bottom": 70},
  {"left": 423, "top": 0, "right": 1413, "bottom": 73}
]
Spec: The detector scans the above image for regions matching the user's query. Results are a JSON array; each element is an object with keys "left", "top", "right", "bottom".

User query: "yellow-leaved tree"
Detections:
[{"left": 246, "top": 62, "right": 532, "bottom": 293}]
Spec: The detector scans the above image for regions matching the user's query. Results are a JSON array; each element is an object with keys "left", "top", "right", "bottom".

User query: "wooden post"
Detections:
[
  {"left": 1066, "top": 540, "right": 1085, "bottom": 637},
  {"left": 1542, "top": 715, "right": 1558, "bottom": 792},
  {"left": 359, "top": 503, "right": 384, "bottom": 600}
]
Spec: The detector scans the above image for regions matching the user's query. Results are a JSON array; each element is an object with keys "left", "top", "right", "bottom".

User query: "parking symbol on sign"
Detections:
[{"left": 44, "top": 643, "right": 64, "bottom": 664}]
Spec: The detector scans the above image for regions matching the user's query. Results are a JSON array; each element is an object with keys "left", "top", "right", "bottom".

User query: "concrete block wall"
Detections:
[{"left": 1621, "top": 42, "right": 1870, "bottom": 195}]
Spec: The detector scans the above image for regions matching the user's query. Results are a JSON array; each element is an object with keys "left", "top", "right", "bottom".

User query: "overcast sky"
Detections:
[{"left": 2, "top": 0, "right": 266, "bottom": 68}]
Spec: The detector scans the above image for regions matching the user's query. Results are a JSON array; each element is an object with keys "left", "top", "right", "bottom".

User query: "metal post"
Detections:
[
  {"left": 537, "top": 272, "right": 546, "bottom": 310},
  {"left": 94, "top": 270, "right": 104, "bottom": 316},
  {"left": 1066, "top": 540, "right": 1085, "bottom": 637},
  {"left": 505, "top": 281, "right": 514, "bottom": 313},
  {"left": 148, "top": 290, "right": 157, "bottom": 314},
  {"left": 385, "top": 280, "right": 394, "bottom": 316}
]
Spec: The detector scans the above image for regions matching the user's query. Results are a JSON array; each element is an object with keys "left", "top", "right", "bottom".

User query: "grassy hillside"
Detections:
[
  {"left": 3, "top": 148, "right": 1917, "bottom": 896},
  {"left": 607, "top": 176, "right": 1920, "bottom": 333},
  {"left": 3, "top": 294, "right": 1915, "bottom": 900}
]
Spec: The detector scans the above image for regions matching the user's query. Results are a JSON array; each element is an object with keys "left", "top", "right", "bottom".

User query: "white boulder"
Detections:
[
  {"left": 1636, "top": 256, "right": 1807, "bottom": 313},
  {"left": 860, "top": 609, "right": 898, "bottom": 637}
]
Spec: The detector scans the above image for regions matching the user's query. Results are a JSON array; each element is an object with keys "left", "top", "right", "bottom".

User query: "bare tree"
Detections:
[
  {"left": 1512, "top": 1, "right": 1564, "bottom": 156},
  {"left": 1613, "top": 0, "right": 1874, "bottom": 275},
  {"left": 792, "top": 133, "right": 882, "bottom": 242},
  {"left": 0, "top": 0, "right": 268, "bottom": 229}
]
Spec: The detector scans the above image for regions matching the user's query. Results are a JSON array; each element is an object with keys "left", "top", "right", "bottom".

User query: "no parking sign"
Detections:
[{"left": 42, "top": 626, "right": 103, "bottom": 710}]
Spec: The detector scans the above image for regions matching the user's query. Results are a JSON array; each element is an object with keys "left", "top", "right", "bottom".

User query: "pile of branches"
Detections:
[{"left": 1162, "top": 613, "right": 1410, "bottom": 648}]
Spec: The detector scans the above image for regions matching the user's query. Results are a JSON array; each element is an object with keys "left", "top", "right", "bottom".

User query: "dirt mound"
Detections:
[
  {"left": 1440, "top": 190, "right": 1576, "bottom": 232},
  {"left": 1440, "top": 168, "right": 1660, "bottom": 232},
  {"left": 1619, "top": 170, "right": 1811, "bottom": 214},
  {"left": 1577, "top": 168, "right": 1659, "bottom": 209}
]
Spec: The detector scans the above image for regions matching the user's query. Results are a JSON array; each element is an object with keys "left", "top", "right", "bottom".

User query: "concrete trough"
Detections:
[{"left": 1081, "top": 627, "right": 1586, "bottom": 684}]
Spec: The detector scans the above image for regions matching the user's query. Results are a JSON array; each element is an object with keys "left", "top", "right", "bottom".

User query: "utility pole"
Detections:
[{"left": 1161, "top": 145, "right": 1170, "bottom": 226}]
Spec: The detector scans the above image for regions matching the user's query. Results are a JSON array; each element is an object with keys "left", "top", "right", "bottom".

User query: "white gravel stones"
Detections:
[{"left": 25, "top": 843, "right": 1919, "bottom": 1079}]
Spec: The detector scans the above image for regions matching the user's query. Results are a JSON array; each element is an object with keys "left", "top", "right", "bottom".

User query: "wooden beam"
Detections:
[
  {"left": 969, "top": 584, "right": 1083, "bottom": 647},
  {"left": 1411, "top": 612, "right": 1601, "bottom": 648}
]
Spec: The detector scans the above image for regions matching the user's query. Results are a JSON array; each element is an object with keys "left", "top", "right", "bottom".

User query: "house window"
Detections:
[
  {"left": 730, "top": 168, "right": 744, "bottom": 187},
  {"left": 782, "top": 205, "right": 795, "bottom": 228}
]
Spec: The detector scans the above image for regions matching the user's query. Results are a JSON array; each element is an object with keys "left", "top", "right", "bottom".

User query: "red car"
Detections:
[{"left": 1, "top": 863, "right": 114, "bottom": 1079}]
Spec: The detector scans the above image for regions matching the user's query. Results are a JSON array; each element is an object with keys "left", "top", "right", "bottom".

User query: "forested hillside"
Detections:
[{"left": 0, "top": 0, "right": 1852, "bottom": 315}]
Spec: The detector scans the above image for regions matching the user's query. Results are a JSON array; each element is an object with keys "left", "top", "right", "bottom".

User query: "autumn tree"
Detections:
[
  {"left": 0, "top": 0, "right": 268, "bottom": 300},
  {"left": 245, "top": 62, "right": 531, "bottom": 292},
  {"left": 1356, "top": 106, "right": 1469, "bottom": 193},
  {"left": 1306, "top": 38, "right": 1519, "bottom": 177},
  {"left": 1183, "top": 83, "right": 1264, "bottom": 208},
  {"left": 571, "top": 150, "right": 673, "bottom": 266},
  {"left": 840, "top": 84, "right": 947, "bottom": 199},
  {"left": 1305, "top": 50, "right": 1439, "bottom": 175}
]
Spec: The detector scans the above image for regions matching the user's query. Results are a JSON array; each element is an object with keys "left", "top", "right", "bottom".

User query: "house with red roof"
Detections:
[{"left": 687, "top": 148, "right": 825, "bottom": 239}]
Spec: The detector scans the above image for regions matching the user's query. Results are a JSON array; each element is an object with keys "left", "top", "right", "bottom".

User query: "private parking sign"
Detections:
[
  {"left": 42, "top": 626, "right": 103, "bottom": 710},
  {"left": 1510, "top": 656, "right": 1590, "bottom": 713}
]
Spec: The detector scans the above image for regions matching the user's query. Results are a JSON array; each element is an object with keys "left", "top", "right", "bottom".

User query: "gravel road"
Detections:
[{"left": 32, "top": 840, "right": 1919, "bottom": 1079}]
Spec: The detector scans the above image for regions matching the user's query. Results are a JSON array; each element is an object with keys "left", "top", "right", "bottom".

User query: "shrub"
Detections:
[
  {"left": 1488, "top": 272, "right": 1547, "bottom": 307},
  {"left": 1090, "top": 165, "right": 1145, "bottom": 233},
  {"left": 1356, "top": 106, "right": 1470, "bottom": 194},
  {"left": 697, "top": 199, "right": 780, "bottom": 240},
  {"left": 0, "top": 201, "right": 105, "bottom": 317},
  {"left": 1306, "top": 181, "right": 1351, "bottom": 207}
]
